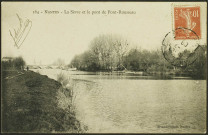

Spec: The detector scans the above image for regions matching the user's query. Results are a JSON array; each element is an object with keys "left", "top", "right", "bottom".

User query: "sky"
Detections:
[{"left": 2, "top": 2, "right": 207, "bottom": 65}]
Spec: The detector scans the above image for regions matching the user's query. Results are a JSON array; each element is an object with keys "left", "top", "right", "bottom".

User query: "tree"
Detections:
[
  {"left": 123, "top": 48, "right": 141, "bottom": 71},
  {"left": 13, "top": 56, "right": 26, "bottom": 70},
  {"left": 88, "top": 34, "right": 129, "bottom": 70},
  {"left": 52, "top": 58, "right": 65, "bottom": 67}
]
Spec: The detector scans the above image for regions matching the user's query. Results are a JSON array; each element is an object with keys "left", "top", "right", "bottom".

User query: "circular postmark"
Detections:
[{"left": 161, "top": 27, "right": 203, "bottom": 67}]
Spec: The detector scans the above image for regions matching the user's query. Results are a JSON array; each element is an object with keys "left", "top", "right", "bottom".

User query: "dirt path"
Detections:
[{"left": 4, "top": 71, "right": 24, "bottom": 79}]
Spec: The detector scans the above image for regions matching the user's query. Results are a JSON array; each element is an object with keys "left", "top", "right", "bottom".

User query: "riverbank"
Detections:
[{"left": 2, "top": 70, "right": 82, "bottom": 133}]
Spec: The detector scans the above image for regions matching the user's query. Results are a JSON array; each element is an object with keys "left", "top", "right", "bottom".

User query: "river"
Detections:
[{"left": 33, "top": 69, "right": 206, "bottom": 133}]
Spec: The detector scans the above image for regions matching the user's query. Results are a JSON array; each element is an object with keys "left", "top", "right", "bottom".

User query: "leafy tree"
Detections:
[
  {"left": 13, "top": 57, "right": 26, "bottom": 70},
  {"left": 2, "top": 56, "right": 26, "bottom": 70}
]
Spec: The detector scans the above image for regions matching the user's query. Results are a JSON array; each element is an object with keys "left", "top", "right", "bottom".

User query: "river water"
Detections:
[{"left": 33, "top": 69, "right": 206, "bottom": 133}]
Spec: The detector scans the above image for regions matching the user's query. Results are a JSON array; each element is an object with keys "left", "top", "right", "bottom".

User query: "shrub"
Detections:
[{"left": 57, "top": 73, "right": 68, "bottom": 87}]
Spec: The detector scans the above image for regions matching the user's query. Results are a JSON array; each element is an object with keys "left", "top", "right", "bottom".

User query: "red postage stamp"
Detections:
[{"left": 174, "top": 6, "right": 201, "bottom": 40}]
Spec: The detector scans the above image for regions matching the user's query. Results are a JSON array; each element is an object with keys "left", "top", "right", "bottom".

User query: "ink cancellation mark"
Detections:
[
  {"left": 161, "top": 27, "right": 204, "bottom": 67},
  {"left": 9, "top": 14, "right": 32, "bottom": 49}
]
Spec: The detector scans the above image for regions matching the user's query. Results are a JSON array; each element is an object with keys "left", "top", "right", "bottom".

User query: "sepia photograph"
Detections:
[{"left": 1, "top": 1, "right": 207, "bottom": 133}]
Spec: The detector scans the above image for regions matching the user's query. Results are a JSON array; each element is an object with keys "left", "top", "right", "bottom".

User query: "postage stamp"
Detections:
[
  {"left": 161, "top": 5, "right": 204, "bottom": 67},
  {"left": 174, "top": 6, "right": 201, "bottom": 39}
]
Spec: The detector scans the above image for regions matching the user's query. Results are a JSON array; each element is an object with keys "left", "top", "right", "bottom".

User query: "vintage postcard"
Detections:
[{"left": 1, "top": 2, "right": 207, "bottom": 133}]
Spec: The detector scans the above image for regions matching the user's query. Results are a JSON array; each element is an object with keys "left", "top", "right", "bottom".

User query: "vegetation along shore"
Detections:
[
  {"left": 1, "top": 57, "right": 83, "bottom": 133},
  {"left": 69, "top": 34, "right": 206, "bottom": 79}
]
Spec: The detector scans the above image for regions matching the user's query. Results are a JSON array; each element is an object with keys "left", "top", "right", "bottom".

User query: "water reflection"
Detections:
[{"left": 56, "top": 70, "right": 193, "bottom": 80}]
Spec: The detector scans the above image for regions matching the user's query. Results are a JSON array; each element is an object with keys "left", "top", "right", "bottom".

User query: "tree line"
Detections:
[
  {"left": 2, "top": 56, "right": 26, "bottom": 71},
  {"left": 69, "top": 34, "right": 206, "bottom": 78},
  {"left": 70, "top": 34, "right": 130, "bottom": 71}
]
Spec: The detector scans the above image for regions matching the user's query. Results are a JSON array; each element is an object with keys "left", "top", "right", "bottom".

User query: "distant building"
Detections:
[{"left": 2, "top": 57, "right": 14, "bottom": 62}]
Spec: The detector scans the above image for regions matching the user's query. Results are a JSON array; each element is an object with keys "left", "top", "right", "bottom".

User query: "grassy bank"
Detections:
[{"left": 1, "top": 70, "right": 82, "bottom": 133}]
